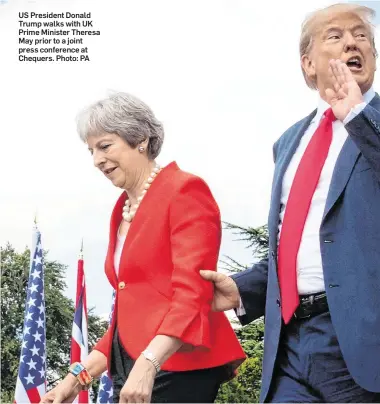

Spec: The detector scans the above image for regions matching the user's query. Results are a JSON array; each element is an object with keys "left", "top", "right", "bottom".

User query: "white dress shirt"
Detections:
[{"left": 237, "top": 88, "right": 375, "bottom": 314}]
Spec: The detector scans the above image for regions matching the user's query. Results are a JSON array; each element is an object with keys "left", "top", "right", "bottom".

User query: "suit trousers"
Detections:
[
  {"left": 110, "top": 328, "right": 225, "bottom": 403},
  {"left": 266, "top": 311, "right": 380, "bottom": 403}
]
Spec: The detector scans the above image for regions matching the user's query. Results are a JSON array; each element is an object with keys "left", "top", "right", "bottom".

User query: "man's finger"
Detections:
[
  {"left": 328, "top": 65, "right": 340, "bottom": 94},
  {"left": 332, "top": 59, "right": 344, "bottom": 85},
  {"left": 335, "top": 59, "right": 346, "bottom": 86},
  {"left": 200, "top": 270, "right": 224, "bottom": 282},
  {"left": 325, "top": 88, "right": 336, "bottom": 103},
  {"left": 329, "top": 60, "right": 341, "bottom": 90},
  {"left": 342, "top": 62, "right": 356, "bottom": 84}
]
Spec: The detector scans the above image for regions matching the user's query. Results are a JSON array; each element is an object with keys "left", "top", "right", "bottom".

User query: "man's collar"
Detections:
[{"left": 313, "top": 87, "right": 376, "bottom": 124}]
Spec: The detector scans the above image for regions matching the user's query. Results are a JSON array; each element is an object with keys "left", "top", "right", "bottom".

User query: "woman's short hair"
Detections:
[
  {"left": 300, "top": 3, "right": 377, "bottom": 89},
  {"left": 76, "top": 92, "right": 164, "bottom": 159}
]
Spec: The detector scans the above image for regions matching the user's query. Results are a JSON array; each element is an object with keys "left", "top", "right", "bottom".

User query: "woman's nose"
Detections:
[{"left": 93, "top": 150, "right": 106, "bottom": 168}]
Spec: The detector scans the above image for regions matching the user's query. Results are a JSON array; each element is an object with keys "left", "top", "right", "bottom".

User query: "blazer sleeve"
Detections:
[
  {"left": 345, "top": 104, "right": 380, "bottom": 182},
  {"left": 156, "top": 176, "right": 221, "bottom": 349},
  {"left": 231, "top": 257, "right": 269, "bottom": 325},
  {"left": 93, "top": 327, "right": 111, "bottom": 357}
]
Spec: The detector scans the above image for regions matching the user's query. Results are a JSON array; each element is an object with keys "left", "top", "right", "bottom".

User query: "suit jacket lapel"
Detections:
[
  {"left": 322, "top": 93, "right": 380, "bottom": 222},
  {"left": 106, "top": 162, "right": 179, "bottom": 281},
  {"left": 268, "top": 111, "right": 316, "bottom": 252},
  {"left": 321, "top": 137, "right": 360, "bottom": 222}
]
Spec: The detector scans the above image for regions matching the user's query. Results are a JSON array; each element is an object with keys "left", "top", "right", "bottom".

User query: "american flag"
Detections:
[
  {"left": 14, "top": 227, "right": 46, "bottom": 403},
  {"left": 71, "top": 246, "right": 90, "bottom": 403},
  {"left": 96, "top": 290, "right": 116, "bottom": 403}
]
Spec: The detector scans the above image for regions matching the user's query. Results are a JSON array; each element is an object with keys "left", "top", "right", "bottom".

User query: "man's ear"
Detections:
[{"left": 301, "top": 53, "right": 316, "bottom": 82}]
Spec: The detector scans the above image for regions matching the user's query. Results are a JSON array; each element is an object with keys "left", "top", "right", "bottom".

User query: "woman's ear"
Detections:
[
  {"left": 142, "top": 138, "right": 149, "bottom": 148},
  {"left": 137, "top": 138, "right": 149, "bottom": 153}
]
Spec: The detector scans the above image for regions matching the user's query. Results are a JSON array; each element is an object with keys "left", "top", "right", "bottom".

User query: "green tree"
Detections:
[
  {"left": 216, "top": 222, "right": 268, "bottom": 403},
  {"left": 0, "top": 243, "right": 108, "bottom": 402}
]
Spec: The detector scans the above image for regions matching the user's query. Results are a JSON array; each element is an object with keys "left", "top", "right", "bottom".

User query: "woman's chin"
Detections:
[{"left": 109, "top": 177, "right": 122, "bottom": 188}]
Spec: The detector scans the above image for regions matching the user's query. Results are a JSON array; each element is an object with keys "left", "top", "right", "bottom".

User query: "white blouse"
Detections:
[{"left": 113, "top": 231, "right": 126, "bottom": 278}]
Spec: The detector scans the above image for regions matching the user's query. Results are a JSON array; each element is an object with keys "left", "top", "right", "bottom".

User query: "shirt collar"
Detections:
[{"left": 313, "top": 86, "right": 376, "bottom": 125}]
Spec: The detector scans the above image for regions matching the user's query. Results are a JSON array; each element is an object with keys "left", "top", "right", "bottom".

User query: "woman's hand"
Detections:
[
  {"left": 119, "top": 355, "right": 156, "bottom": 403},
  {"left": 40, "top": 374, "right": 81, "bottom": 403}
]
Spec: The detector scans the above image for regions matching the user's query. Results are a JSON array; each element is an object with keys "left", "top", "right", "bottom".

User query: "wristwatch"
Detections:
[
  {"left": 69, "top": 362, "right": 93, "bottom": 390},
  {"left": 141, "top": 349, "right": 161, "bottom": 373}
]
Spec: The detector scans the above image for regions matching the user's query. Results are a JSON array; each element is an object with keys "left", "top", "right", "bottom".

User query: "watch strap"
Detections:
[{"left": 142, "top": 350, "right": 161, "bottom": 373}]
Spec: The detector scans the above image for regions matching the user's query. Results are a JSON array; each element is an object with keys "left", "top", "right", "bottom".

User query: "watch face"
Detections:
[
  {"left": 144, "top": 351, "right": 152, "bottom": 360},
  {"left": 71, "top": 363, "right": 83, "bottom": 376}
]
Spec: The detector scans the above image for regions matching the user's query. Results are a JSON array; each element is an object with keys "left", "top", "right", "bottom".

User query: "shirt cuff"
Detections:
[
  {"left": 235, "top": 297, "right": 246, "bottom": 316},
  {"left": 343, "top": 102, "right": 367, "bottom": 124}
]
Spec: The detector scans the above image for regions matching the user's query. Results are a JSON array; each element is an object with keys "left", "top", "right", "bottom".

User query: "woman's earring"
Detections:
[{"left": 138, "top": 146, "right": 145, "bottom": 153}]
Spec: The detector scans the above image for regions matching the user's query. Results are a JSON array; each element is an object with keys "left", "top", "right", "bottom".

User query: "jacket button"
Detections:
[
  {"left": 276, "top": 299, "right": 281, "bottom": 307},
  {"left": 118, "top": 281, "right": 126, "bottom": 290}
]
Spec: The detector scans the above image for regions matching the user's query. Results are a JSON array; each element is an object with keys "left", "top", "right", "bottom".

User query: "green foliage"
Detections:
[
  {"left": 216, "top": 223, "right": 268, "bottom": 403},
  {"left": 216, "top": 356, "right": 263, "bottom": 403},
  {"left": 0, "top": 243, "right": 108, "bottom": 402},
  {"left": 216, "top": 319, "right": 264, "bottom": 403},
  {"left": 235, "top": 318, "right": 264, "bottom": 359},
  {"left": 220, "top": 222, "right": 269, "bottom": 272}
]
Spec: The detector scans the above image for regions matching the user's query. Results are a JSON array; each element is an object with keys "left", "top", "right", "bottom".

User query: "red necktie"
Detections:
[{"left": 278, "top": 108, "right": 336, "bottom": 324}]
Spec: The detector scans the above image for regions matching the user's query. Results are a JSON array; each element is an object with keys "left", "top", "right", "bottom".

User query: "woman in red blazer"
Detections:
[{"left": 41, "top": 92, "right": 245, "bottom": 404}]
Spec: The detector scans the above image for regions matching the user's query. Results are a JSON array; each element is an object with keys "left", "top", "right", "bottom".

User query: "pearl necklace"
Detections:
[{"left": 122, "top": 165, "right": 161, "bottom": 222}]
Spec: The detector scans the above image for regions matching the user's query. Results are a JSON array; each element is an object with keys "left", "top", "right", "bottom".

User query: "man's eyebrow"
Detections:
[
  {"left": 350, "top": 23, "right": 368, "bottom": 32},
  {"left": 323, "top": 25, "right": 342, "bottom": 34},
  {"left": 322, "top": 23, "right": 368, "bottom": 37}
]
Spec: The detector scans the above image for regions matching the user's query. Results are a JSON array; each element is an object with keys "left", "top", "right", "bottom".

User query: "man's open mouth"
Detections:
[{"left": 345, "top": 56, "right": 363, "bottom": 71}]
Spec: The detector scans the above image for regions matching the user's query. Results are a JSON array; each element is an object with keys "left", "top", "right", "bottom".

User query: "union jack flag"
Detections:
[
  {"left": 70, "top": 246, "right": 90, "bottom": 403},
  {"left": 14, "top": 227, "right": 46, "bottom": 403},
  {"left": 96, "top": 290, "right": 116, "bottom": 403}
]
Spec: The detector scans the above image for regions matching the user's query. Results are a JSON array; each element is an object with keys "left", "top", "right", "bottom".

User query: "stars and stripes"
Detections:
[
  {"left": 70, "top": 249, "right": 90, "bottom": 403},
  {"left": 97, "top": 290, "right": 116, "bottom": 403},
  {"left": 14, "top": 228, "right": 46, "bottom": 403}
]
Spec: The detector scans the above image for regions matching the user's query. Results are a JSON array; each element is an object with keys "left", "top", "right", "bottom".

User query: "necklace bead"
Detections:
[{"left": 122, "top": 165, "right": 161, "bottom": 222}]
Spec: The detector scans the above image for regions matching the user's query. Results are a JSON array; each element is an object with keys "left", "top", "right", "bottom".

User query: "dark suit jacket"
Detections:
[
  {"left": 94, "top": 162, "right": 245, "bottom": 374},
  {"left": 233, "top": 95, "right": 380, "bottom": 402}
]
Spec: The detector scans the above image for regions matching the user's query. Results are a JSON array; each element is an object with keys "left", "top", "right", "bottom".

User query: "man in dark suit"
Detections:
[{"left": 201, "top": 3, "right": 380, "bottom": 402}]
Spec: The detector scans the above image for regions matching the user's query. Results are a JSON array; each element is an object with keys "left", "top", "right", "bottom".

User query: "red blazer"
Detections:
[{"left": 94, "top": 162, "right": 246, "bottom": 372}]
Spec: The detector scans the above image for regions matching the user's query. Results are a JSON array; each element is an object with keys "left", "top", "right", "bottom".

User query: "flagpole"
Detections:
[
  {"left": 70, "top": 239, "right": 89, "bottom": 403},
  {"left": 14, "top": 220, "right": 46, "bottom": 403},
  {"left": 79, "top": 238, "right": 83, "bottom": 260},
  {"left": 30, "top": 213, "right": 38, "bottom": 265}
]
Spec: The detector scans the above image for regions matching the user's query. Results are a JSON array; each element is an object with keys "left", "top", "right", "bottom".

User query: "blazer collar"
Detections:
[
  {"left": 322, "top": 92, "right": 380, "bottom": 222},
  {"left": 268, "top": 110, "right": 316, "bottom": 251}
]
